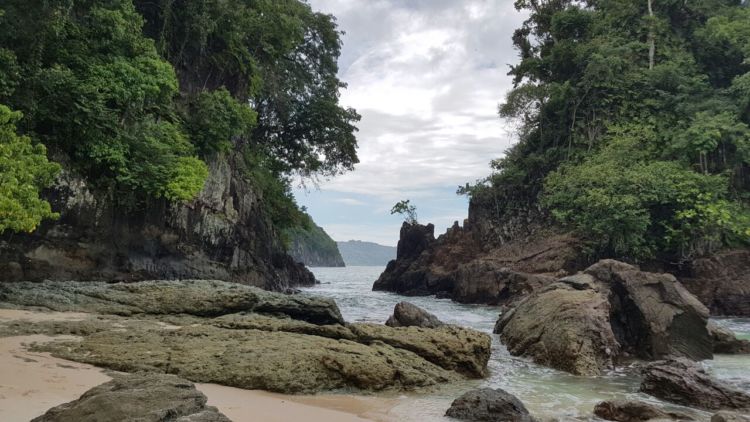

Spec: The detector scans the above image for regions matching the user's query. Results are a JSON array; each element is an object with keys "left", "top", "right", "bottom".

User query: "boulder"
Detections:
[
  {"left": 385, "top": 301, "right": 444, "bottom": 328},
  {"left": 593, "top": 400, "right": 694, "bottom": 421},
  {"left": 451, "top": 261, "right": 554, "bottom": 305},
  {"left": 494, "top": 260, "right": 713, "bottom": 375},
  {"left": 708, "top": 321, "right": 750, "bottom": 354},
  {"left": 680, "top": 249, "right": 750, "bottom": 317},
  {"left": 31, "top": 373, "right": 230, "bottom": 422},
  {"left": 0, "top": 280, "right": 344, "bottom": 325},
  {"left": 494, "top": 282, "right": 619, "bottom": 376},
  {"left": 640, "top": 359, "right": 750, "bottom": 410},
  {"left": 712, "top": 411, "right": 750, "bottom": 422},
  {"left": 445, "top": 388, "right": 537, "bottom": 422}
]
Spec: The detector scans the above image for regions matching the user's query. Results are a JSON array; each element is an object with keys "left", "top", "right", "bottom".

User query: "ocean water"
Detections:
[{"left": 302, "top": 266, "right": 750, "bottom": 421}]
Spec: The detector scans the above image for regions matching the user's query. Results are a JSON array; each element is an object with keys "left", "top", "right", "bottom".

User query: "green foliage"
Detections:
[
  {"left": 391, "top": 200, "right": 418, "bottom": 224},
  {"left": 185, "top": 89, "right": 257, "bottom": 155},
  {"left": 283, "top": 213, "right": 340, "bottom": 257},
  {"left": 484, "top": 0, "right": 750, "bottom": 261},
  {"left": 164, "top": 156, "right": 208, "bottom": 202},
  {"left": 0, "top": 105, "right": 60, "bottom": 233}
]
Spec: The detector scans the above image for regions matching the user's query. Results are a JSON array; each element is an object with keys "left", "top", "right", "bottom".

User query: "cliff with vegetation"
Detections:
[
  {"left": 376, "top": 0, "right": 750, "bottom": 314},
  {"left": 338, "top": 240, "right": 396, "bottom": 266},
  {"left": 285, "top": 216, "right": 345, "bottom": 267},
  {"left": 0, "top": 0, "right": 358, "bottom": 290}
]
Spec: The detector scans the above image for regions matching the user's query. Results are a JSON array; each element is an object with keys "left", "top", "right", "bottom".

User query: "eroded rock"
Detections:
[
  {"left": 708, "top": 321, "right": 750, "bottom": 354},
  {"left": 385, "top": 301, "right": 444, "bottom": 328},
  {"left": 31, "top": 373, "right": 230, "bottom": 422},
  {"left": 640, "top": 359, "right": 750, "bottom": 410},
  {"left": 445, "top": 388, "right": 537, "bottom": 422},
  {"left": 593, "top": 399, "right": 694, "bottom": 421},
  {"left": 712, "top": 411, "right": 750, "bottom": 422}
]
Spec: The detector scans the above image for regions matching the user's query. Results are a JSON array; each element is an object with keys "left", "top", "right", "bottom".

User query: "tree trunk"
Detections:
[{"left": 648, "top": 0, "right": 655, "bottom": 70}]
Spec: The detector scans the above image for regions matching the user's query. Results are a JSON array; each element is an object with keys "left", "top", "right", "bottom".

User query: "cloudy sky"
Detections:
[{"left": 294, "top": 0, "right": 528, "bottom": 246}]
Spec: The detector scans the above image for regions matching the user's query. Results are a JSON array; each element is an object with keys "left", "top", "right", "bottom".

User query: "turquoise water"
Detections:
[{"left": 303, "top": 266, "right": 750, "bottom": 421}]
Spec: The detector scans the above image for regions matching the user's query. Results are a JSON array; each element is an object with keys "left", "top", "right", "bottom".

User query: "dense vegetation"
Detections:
[
  {"left": 283, "top": 211, "right": 343, "bottom": 266},
  {"left": 468, "top": 0, "right": 750, "bottom": 262},
  {"left": 0, "top": 0, "right": 358, "bottom": 235}
]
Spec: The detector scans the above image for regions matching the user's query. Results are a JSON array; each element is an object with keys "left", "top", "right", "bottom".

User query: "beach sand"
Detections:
[{"left": 0, "top": 309, "right": 400, "bottom": 422}]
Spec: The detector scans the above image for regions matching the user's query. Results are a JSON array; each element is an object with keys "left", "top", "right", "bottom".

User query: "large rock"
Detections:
[
  {"left": 708, "top": 321, "right": 750, "bottom": 354},
  {"left": 640, "top": 359, "right": 750, "bottom": 410},
  {"left": 4, "top": 280, "right": 490, "bottom": 394},
  {"left": 444, "top": 388, "right": 537, "bottom": 422},
  {"left": 385, "top": 301, "right": 443, "bottom": 328},
  {"left": 31, "top": 373, "right": 230, "bottom": 422},
  {"left": 680, "top": 249, "right": 750, "bottom": 316},
  {"left": 593, "top": 400, "right": 694, "bottom": 421},
  {"left": 494, "top": 260, "right": 713, "bottom": 375},
  {"left": 0, "top": 280, "right": 343, "bottom": 324},
  {"left": 0, "top": 152, "right": 314, "bottom": 290},
  {"left": 451, "top": 260, "right": 554, "bottom": 305}
]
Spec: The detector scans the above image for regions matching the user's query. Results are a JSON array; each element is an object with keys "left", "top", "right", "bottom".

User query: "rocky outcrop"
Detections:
[
  {"left": 640, "top": 359, "right": 750, "bottom": 410},
  {"left": 593, "top": 400, "right": 694, "bottom": 421},
  {"left": 373, "top": 220, "right": 575, "bottom": 304},
  {"left": 680, "top": 249, "right": 750, "bottom": 317},
  {"left": 1, "top": 280, "right": 490, "bottom": 394},
  {"left": 32, "top": 373, "right": 230, "bottom": 422},
  {"left": 385, "top": 301, "right": 444, "bottom": 328},
  {"left": 444, "top": 388, "right": 537, "bottom": 422},
  {"left": 708, "top": 321, "right": 750, "bottom": 354},
  {"left": 494, "top": 260, "right": 712, "bottom": 375},
  {"left": 0, "top": 152, "right": 315, "bottom": 290},
  {"left": 285, "top": 220, "right": 345, "bottom": 267},
  {"left": 712, "top": 411, "right": 750, "bottom": 422}
]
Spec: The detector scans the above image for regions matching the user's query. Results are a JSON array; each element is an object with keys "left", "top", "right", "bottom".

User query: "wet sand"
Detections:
[{"left": 0, "top": 309, "right": 399, "bottom": 422}]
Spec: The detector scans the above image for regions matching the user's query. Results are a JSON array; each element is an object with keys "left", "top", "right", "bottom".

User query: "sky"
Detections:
[{"left": 294, "top": 0, "right": 528, "bottom": 246}]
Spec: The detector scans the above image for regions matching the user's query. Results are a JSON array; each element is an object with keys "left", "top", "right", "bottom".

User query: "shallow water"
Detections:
[{"left": 303, "top": 266, "right": 750, "bottom": 421}]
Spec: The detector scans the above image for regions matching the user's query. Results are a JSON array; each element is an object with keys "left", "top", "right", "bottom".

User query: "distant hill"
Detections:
[
  {"left": 285, "top": 218, "right": 345, "bottom": 268},
  {"left": 336, "top": 240, "right": 396, "bottom": 266}
]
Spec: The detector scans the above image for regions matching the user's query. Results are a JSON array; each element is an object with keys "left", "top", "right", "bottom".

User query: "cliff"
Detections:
[
  {"left": 0, "top": 152, "right": 315, "bottom": 290},
  {"left": 285, "top": 221, "right": 345, "bottom": 267},
  {"left": 337, "top": 240, "right": 396, "bottom": 266}
]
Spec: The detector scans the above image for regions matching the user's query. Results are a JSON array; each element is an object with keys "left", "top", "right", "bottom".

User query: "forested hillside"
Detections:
[
  {"left": 285, "top": 214, "right": 345, "bottom": 267},
  {"left": 465, "top": 0, "right": 750, "bottom": 263},
  {"left": 0, "top": 0, "right": 358, "bottom": 286}
]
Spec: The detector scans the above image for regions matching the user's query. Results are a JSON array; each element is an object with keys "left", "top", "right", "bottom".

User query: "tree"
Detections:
[
  {"left": 391, "top": 200, "right": 418, "bottom": 225},
  {"left": 0, "top": 105, "right": 60, "bottom": 233}
]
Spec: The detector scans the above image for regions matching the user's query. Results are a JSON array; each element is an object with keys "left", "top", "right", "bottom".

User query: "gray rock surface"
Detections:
[
  {"left": 681, "top": 249, "right": 750, "bottom": 317},
  {"left": 712, "top": 411, "right": 750, "bottom": 422},
  {"left": 593, "top": 399, "right": 694, "bottom": 421},
  {"left": 640, "top": 359, "right": 750, "bottom": 410},
  {"left": 708, "top": 321, "right": 750, "bottom": 354},
  {"left": 385, "top": 301, "right": 444, "bottom": 328},
  {"left": 31, "top": 373, "right": 230, "bottom": 422},
  {"left": 445, "top": 388, "right": 537, "bottom": 422}
]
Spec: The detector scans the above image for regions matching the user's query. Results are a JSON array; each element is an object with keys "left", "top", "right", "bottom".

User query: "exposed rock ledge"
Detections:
[
  {"left": 0, "top": 280, "right": 491, "bottom": 393},
  {"left": 494, "top": 260, "right": 712, "bottom": 375}
]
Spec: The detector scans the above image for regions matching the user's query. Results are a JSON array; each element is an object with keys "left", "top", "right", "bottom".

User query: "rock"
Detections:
[
  {"left": 708, "top": 321, "right": 750, "bottom": 354},
  {"left": 445, "top": 388, "right": 537, "bottom": 422},
  {"left": 680, "top": 249, "right": 750, "bottom": 317},
  {"left": 640, "top": 359, "right": 750, "bottom": 410},
  {"left": 348, "top": 323, "right": 491, "bottom": 378},
  {"left": 494, "top": 282, "right": 619, "bottom": 376},
  {"left": 494, "top": 260, "right": 713, "bottom": 375},
  {"left": 31, "top": 373, "right": 230, "bottom": 422},
  {"left": 0, "top": 152, "right": 315, "bottom": 290},
  {"left": 589, "top": 260, "right": 712, "bottom": 361},
  {"left": 593, "top": 400, "right": 694, "bottom": 421},
  {"left": 0, "top": 280, "right": 344, "bottom": 325},
  {"left": 712, "top": 411, "right": 750, "bottom": 422},
  {"left": 451, "top": 261, "right": 554, "bottom": 305},
  {"left": 385, "top": 301, "right": 444, "bottom": 328}
]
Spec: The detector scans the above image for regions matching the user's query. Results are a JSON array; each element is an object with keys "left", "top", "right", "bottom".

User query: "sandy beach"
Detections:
[{"left": 0, "top": 309, "right": 400, "bottom": 422}]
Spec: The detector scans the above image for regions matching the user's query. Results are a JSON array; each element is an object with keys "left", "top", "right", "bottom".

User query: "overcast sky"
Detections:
[{"left": 294, "top": 0, "right": 528, "bottom": 246}]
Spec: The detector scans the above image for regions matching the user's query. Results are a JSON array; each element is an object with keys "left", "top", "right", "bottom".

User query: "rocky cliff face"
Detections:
[
  {"left": 0, "top": 152, "right": 315, "bottom": 290},
  {"left": 286, "top": 222, "right": 345, "bottom": 267}
]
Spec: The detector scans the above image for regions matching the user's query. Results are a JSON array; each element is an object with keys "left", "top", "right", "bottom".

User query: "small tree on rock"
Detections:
[{"left": 391, "top": 200, "right": 418, "bottom": 224}]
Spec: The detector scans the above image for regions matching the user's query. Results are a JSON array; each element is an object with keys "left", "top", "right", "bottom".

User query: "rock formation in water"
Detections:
[
  {"left": 337, "top": 240, "right": 396, "bottom": 266},
  {"left": 445, "top": 388, "right": 538, "bottom": 422},
  {"left": 0, "top": 153, "right": 315, "bottom": 291},
  {"left": 593, "top": 400, "right": 694, "bottom": 422},
  {"left": 32, "top": 373, "right": 230, "bottom": 422},
  {"left": 385, "top": 301, "right": 444, "bottom": 328},
  {"left": 708, "top": 321, "right": 750, "bottom": 354},
  {"left": 285, "top": 218, "right": 345, "bottom": 267},
  {"left": 0, "top": 280, "right": 491, "bottom": 393},
  {"left": 494, "top": 260, "right": 712, "bottom": 375},
  {"left": 640, "top": 359, "right": 750, "bottom": 411},
  {"left": 679, "top": 249, "right": 750, "bottom": 317}
]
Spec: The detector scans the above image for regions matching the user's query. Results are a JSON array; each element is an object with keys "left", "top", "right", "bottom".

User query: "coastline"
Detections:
[{"left": 0, "top": 309, "right": 400, "bottom": 422}]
